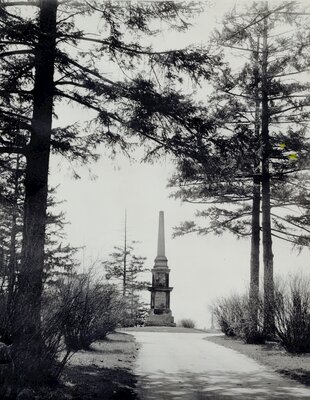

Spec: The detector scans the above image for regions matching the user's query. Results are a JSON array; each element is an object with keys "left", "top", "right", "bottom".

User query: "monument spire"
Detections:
[
  {"left": 157, "top": 210, "right": 165, "bottom": 257},
  {"left": 155, "top": 210, "right": 168, "bottom": 267},
  {"left": 145, "top": 211, "right": 175, "bottom": 326}
]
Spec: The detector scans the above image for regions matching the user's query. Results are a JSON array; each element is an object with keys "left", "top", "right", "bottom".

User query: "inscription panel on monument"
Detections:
[
  {"left": 155, "top": 272, "right": 166, "bottom": 287},
  {"left": 155, "top": 291, "right": 166, "bottom": 308}
]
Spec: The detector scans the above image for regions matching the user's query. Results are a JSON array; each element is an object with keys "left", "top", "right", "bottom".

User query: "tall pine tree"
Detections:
[
  {"left": 170, "top": 1, "right": 310, "bottom": 339},
  {"left": 0, "top": 0, "right": 219, "bottom": 382}
]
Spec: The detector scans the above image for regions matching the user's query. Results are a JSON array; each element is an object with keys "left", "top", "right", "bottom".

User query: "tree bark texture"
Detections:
[
  {"left": 261, "top": 13, "right": 275, "bottom": 338},
  {"left": 249, "top": 176, "right": 261, "bottom": 336},
  {"left": 6, "top": 156, "right": 20, "bottom": 343},
  {"left": 249, "top": 37, "right": 261, "bottom": 341}
]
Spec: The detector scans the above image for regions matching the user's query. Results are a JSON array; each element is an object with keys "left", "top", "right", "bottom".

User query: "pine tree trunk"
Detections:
[
  {"left": 7, "top": 156, "right": 20, "bottom": 317},
  {"left": 5, "top": 156, "right": 21, "bottom": 345},
  {"left": 248, "top": 37, "right": 262, "bottom": 342},
  {"left": 13, "top": 0, "right": 58, "bottom": 383},
  {"left": 249, "top": 175, "right": 261, "bottom": 339},
  {"left": 7, "top": 203, "right": 17, "bottom": 308},
  {"left": 261, "top": 13, "right": 275, "bottom": 338}
]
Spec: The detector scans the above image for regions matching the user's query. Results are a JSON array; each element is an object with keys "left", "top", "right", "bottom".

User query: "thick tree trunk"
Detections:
[
  {"left": 249, "top": 175, "right": 260, "bottom": 339},
  {"left": 7, "top": 156, "right": 20, "bottom": 316},
  {"left": 7, "top": 199, "right": 17, "bottom": 309},
  {"left": 248, "top": 37, "right": 261, "bottom": 342},
  {"left": 5, "top": 156, "right": 21, "bottom": 345},
  {"left": 262, "top": 175, "right": 275, "bottom": 336},
  {"left": 13, "top": 0, "right": 58, "bottom": 383},
  {"left": 261, "top": 14, "right": 275, "bottom": 338}
]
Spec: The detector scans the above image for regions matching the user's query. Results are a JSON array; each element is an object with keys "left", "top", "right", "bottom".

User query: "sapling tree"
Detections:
[{"left": 103, "top": 240, "right": 149, "bottom": 326}]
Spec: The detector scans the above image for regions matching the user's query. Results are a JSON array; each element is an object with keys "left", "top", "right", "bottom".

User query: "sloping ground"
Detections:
[
  {"left": 205, "top": 335, "right": 310, "bottom": 387},
  {"left": 60, "top": 332, "right": 138, "bottom": 399}
]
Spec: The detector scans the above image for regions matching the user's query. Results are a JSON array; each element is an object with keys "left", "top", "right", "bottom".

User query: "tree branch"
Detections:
[
  {"left": 271, "top": 213, "right": 310, "bottom": 234},
  {"left": 271, "top": 232, "right": 308, "bottom": 246},
  {"left": 0, "top": 49, "right": 33, "bottom": 58},
  {"left": 1, "top": 1, "right": 38, "bottom": 6},
  {"left": 0, "top": 146, "right": 25, "bottom": 155}
]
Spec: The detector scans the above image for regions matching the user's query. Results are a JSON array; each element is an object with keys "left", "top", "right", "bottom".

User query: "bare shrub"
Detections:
[
  {"left": 21, "top": 272, "right": 126, "bottom": 382},
  {"left": 179, "top": 318, "right": 196, "bottom": 328},
  {"left": 55, "top": 273, "right": 125, "bottom": 351},
  {"left": 0, "top": 271, "right": 126, "bottom": 389},
  {"left": 212, "top": 294, "right": 245, "bottom": 337},
  {"left": 274, "top": 274, "right": 310, "bottom": 353},
  {"left": 212, "top": 293, "right": 265, "bottom": 343}
]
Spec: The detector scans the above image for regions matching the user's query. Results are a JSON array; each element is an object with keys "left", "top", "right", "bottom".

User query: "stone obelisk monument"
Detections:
[{"left": 145, "top": 211, "right": 175, "bottom": 326}]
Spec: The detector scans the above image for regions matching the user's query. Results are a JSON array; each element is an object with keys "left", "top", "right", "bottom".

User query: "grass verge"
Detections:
[
  {"left": 60, "top": 332, "right": 138, "bottom": 399},
  {"left": 10, "top": 332, "right": 138, "bottom": 399},
  {"left": 205, "top": 335, "right": 310, "bottom": 387}
]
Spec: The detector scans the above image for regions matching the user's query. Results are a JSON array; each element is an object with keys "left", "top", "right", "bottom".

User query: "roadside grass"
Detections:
[
  {"left": 59, "top": 332, "right": 138, "bottom": 399},
  {"left": 205, "top": 335, "right": 310, "bottom": 387},
  {"left": 14, "top": 332, "right": 138, "bottom": 399}
]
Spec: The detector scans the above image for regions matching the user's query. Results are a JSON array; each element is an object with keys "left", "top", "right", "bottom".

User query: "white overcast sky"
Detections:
[{"left": 49, "top": 0, "right": 310, "bottom": 328}]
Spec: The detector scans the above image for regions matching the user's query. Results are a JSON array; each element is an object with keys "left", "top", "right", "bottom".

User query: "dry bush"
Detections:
[
  {"left": 54, "top": 274, "right": 125, "bottom": 351},
  {"left": 274, "top": 274, "right": 310, "bottom": 353},
  {"left": 212, "top": 294, "right": 245, "bottom": 337},
  {"left": 0, "top": 272, "right": 126, "bottom": 392},
  {"left": 212, "top": 274, "right": 310, "bottom": 351},
  {"left": 179, "top": 318, "right": 196, "bottom": 329},
  {"left": 23, "top": 272, "right": 127, "bottom": 382},
  {"left": 212, "top": 293, "right": 265, "bottom": 343},
  {"left": 0, "top": 270, "right": 126, "bottom": 389}
]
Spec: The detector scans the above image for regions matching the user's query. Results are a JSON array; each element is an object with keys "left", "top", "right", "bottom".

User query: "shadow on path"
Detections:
[
  {"left": 63, "top": 365, "right": 137, "bottom": 399},
  {"left": 136, "top": 369, "right": 310, "bottom": 400}
]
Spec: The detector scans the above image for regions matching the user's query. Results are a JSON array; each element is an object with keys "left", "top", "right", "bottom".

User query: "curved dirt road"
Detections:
[{"left": 127, "top": 329, "right": 310, "bottom": 400}]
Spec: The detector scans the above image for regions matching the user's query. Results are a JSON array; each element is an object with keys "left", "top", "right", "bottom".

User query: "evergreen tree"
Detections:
[
  {"left": 103, "top": 240, "right": 149, "bottom": 326},
  {"left": 0, "top": 0, "right": 219, "bottom": 381},
  {"left": 0, "top": 153, "right": 78, "bottom": 344},
  {"left": 170, "top": 1, "right": 310, "bottom": 339}
]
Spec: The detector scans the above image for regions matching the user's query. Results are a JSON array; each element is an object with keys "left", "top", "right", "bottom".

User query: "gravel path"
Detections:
[{"left": 128, "top": 329, "right": 310, "bottom": 400}]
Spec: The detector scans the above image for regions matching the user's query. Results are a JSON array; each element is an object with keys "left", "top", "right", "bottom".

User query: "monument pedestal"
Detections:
[{"left": 145, "top": 309, "right": 175, "bottom": 327}]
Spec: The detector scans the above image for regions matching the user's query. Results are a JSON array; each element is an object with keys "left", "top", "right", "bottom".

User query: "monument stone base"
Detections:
[{"left": 145, "top": 309, "right": 176, "bottom": 327}]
